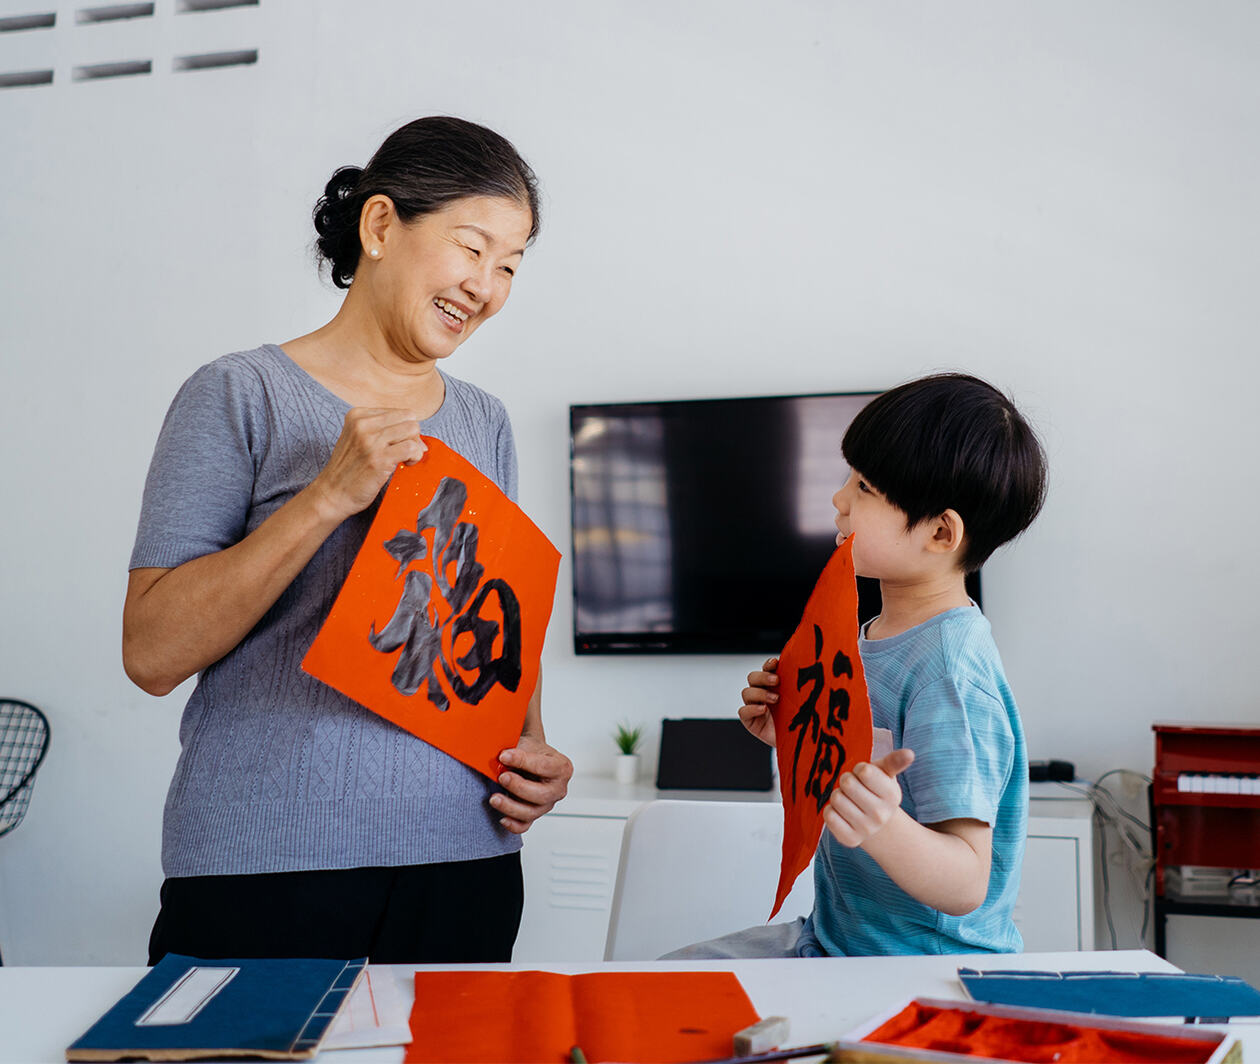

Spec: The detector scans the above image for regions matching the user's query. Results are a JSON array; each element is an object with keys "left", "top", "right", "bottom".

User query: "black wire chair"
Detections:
[{"left": 0, "top": 699, "right": 50, "bottom": 840}]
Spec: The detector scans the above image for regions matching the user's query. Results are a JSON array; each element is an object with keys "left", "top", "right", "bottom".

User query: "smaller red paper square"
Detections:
[
  {"left": 769, "top": 535, "right": 873, "bottom": 918},
  {"left": 302, "top": 436, "right": 561, "bottom": 781}
]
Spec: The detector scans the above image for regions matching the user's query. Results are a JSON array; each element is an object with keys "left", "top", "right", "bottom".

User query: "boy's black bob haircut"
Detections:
[{"left": 841, "top": 373, "right": 1047, "bottom": 573}]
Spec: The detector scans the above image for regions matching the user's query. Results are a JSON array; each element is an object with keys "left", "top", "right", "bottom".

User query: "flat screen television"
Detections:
[{"left": 569, "top": 391, "right": 981, "bottom": 654}]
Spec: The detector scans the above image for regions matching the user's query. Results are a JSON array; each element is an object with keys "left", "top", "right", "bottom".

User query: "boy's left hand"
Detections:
[{"left": 823, "top": 748, "right": 915, "bottom": 849}]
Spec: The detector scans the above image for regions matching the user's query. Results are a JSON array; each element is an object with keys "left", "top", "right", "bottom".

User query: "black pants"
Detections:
[{"left": 147, "top": 853, "right": 523, "bottom": 965}]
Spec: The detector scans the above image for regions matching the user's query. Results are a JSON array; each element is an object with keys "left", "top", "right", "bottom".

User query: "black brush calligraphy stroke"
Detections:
[
  {"left": 826, "top": 686, "right": 850, "bottom": 732},
  {"left": 814, "top": 649, "right": 853, "bottom": 808},
  {"left": 789, "top": 625, "right": 826, "bottom": 796},
  {"left": 382, "top": 476, "right": 468, "bottom": 578},
  {"left": 786, "top": 622, "right": 826, "bottom": 796},
  {"left": 383, "top": 528, "right": 428, "bottom": 577},
  {"left": 441, "top": 578, "right": 523, "bottom": 703},
  {"left": 789, "top": 629, "right": 858, "bottom": 812},
  {"left": 804, "top": 645, "right": 855, "bottom": 812},
  {"left": 439, "top": 520, "right": 484, "bottom": 614},
  {"left": 370, "top": 475, "right": 528, "bottom": 713},
  {"left": 808, "top": 732, "right": 846, "bottom": 813},
  {"left": 418, "top": 477, "right": 467, "bottom": 582},
  {"left": 368, "top": 569, "right": 449, "bottom": 710}
]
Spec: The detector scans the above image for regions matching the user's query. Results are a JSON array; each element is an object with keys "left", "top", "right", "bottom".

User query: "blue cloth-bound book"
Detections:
[
  {"left": 66, "top": 954, "right": 367, "bottom": 1061},
  {"left": 958, "top": 968, "right": 1260, "bottom": 1022}
]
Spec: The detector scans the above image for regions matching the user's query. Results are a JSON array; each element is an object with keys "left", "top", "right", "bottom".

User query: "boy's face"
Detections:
[{"left": 832, "top": 470, "right": 934, "bottom": 581}]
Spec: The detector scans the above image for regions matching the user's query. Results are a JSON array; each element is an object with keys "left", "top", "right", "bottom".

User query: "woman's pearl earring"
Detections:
[{"left": 369, "top": 248, "right": 380, "bottom": 258}]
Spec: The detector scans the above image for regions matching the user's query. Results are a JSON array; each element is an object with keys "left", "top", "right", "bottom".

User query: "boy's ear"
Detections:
[{"left": 925, "top": 509, "right": 966, "bottom": 558}]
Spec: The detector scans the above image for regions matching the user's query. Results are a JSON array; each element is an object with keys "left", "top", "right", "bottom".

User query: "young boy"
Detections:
[{"left": 672, "top": 373, "right": 1046, "bottom": 958}]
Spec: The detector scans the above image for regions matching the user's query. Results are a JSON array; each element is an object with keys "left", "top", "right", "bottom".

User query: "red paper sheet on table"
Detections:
[
  {"left": 405, "top": 970, "right": 760, "bottom": 1064},
  {"left": 769, "top": 535, "right": 873, "bottom": 919},
  {"left": 302, "top": 436, "right": 560, "bottom": 781}
]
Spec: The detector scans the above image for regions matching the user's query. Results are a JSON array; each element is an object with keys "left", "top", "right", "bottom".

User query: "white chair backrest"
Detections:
[{"left": 604, "top": 799, "right": 815, "bottom": 961}]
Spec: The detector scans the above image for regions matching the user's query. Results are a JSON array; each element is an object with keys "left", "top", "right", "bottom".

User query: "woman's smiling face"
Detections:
[{"left": 366, "top": 195, "right": 534, "bottom": 363}]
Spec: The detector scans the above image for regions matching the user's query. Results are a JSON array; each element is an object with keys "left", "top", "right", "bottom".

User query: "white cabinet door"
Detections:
[
  {"left": 514, "top": 815, "right": 627, "bottom": 962},
  {"left": 1013, "top": 834, "right": 1085, "bottom": 952}
]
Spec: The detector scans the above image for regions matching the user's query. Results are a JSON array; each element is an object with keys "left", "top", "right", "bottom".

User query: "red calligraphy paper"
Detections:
[
  {"left": 405, "top": 970, "right": 760, "bottom": 1064},
  {"left": 769, "top": 535, "right": 873, "bottom": 918},
  {"left": 302, "top": 436, "right": 561, "bottom": 781}
]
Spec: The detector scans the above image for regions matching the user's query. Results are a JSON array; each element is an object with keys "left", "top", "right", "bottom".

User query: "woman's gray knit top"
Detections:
[{"left": 129, "top": 344, "right": 522, "bottom": 876}]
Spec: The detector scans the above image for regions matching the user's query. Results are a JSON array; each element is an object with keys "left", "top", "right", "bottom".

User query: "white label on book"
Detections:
[{"left": 135, "top": 966, "right": 239, "bottom": 1026}]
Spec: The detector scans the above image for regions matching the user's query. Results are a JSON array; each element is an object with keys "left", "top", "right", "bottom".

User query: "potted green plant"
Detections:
[{"left": 612, "top": 722, "right": 644, "bottom": 784}]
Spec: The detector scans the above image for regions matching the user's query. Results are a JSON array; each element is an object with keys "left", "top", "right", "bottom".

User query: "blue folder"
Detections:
[
  {"left": 958, "top": 968, "right": 1260, "bottom": 1021},
  {"left": 66, "top": 954, "right": 366, "bottom": 1061}
]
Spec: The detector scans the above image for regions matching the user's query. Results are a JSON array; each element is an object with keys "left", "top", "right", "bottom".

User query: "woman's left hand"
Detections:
[{"left": 490, "top": 734, "right": 574, "bottom": 834}]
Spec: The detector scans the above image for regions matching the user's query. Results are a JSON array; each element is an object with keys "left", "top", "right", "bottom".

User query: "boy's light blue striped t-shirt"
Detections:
[{"left": 803, "top": 605, "right": 1028, "bottom": 956}]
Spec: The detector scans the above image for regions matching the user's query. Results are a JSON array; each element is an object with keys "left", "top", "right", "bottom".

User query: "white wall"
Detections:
[{"left": 2, "top": 0, "right": 1257, "bottom": 966}]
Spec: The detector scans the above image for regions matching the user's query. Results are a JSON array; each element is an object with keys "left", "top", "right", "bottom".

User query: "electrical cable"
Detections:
[
  {"left": 1055, "top": 778, "right": 1151, "bottom": 844},
  {"left": 1093, "top": 770, "right": 1154, "bottom": 834},
  {"left": 1051, "top": 771, "right": 1153, "bottom": 949},
  {"left": 1139, "top": 863, "right": 1155, "bottom": 949},
  {"left": 1095, "top": 805, "right": 1118, "bottom": 949}
]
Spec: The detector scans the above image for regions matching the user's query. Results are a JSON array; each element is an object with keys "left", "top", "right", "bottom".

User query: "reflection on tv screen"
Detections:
[{"left": 570, "top": 392, "right": 884, "bottom": 654}]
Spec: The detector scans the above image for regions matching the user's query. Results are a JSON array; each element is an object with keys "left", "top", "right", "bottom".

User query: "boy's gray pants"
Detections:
[{"left": 658, "top": 917, "right": 808, "bottom": 959}]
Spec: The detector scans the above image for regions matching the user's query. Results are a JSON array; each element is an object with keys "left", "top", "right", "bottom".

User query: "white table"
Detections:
[{"left": 3, "top": 949, "right": 1254, "bottom": 1063}]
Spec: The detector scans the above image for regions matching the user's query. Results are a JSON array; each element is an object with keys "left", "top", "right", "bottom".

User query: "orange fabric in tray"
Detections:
[
  {"left": 865, "top": 1002, "right": 1216, "bottom": 1063},
  {"left": 405, "top": 970, "right": 760, "bottom": 1063}
]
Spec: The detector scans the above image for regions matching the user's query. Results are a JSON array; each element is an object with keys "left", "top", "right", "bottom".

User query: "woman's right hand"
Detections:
[
  {"left": 738, "top": 656, "right": 781, "bottom": 747},
  {"left": 308, "top": 408, "right": 428, "bottom": 520},
  {"left": 124, "top": 407, "right": 427, "bottom": 696}
]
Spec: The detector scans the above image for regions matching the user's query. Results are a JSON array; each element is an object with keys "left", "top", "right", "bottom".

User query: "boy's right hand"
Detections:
[
  {"left": 738, "top": 656, "right": 780, "bottom": 747},
  {"left": 823, "top": 748, "right": 916, "bottom": 851}
]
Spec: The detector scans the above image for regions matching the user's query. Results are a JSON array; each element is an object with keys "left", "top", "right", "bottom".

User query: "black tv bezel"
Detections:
[{"left": 568, "top": 389, "right": 888, "bottom": 656}]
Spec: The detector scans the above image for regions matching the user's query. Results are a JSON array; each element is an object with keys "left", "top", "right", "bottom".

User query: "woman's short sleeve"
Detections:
[
  {"left": 493, "top": 402, "right": 520, "bottom": 503},
  {"left": 129, "top": 359, "right": 263, "bottom": 570}
]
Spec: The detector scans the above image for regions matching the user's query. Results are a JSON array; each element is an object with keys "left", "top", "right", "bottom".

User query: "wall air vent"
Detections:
[
  {"left": 173, "top": 48, "right": 256, "bottom": 71},
  {"left": 73, "top": 58, "right": 152, "bottom": 80},
  {"left": 0, "top": 13, "right": 56, "bottom": 32},
  {"left": 1, "top": 0, "right": 259, "bottom": 90},
  {"left": 76, "top": 4, "right": 155, "bottom": 23},
  {"left": 177, "top": 0, "right": 258, "bottom": 10},
  {"left": 0, "top": 68, "right": 54, "bottom": 88}
]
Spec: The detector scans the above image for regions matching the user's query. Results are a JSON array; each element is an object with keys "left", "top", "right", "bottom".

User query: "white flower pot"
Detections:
[{"left": 614, "top": 753, "right": 640, "bottom": 784}]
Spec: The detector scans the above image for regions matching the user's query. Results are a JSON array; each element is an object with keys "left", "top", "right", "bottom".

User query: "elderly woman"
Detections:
[{"left": 123, "top": 117, "right": 572, "bottom": 964}]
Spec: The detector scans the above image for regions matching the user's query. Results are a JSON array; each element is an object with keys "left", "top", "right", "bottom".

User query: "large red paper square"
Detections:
[{"left": 302, "top": 436, "right": 561, "bottom": 781}]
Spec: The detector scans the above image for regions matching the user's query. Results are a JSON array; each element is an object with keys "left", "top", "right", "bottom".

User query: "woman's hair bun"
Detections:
[{"left": 313, "top": 166, "right": 366, "bottom": 289}]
